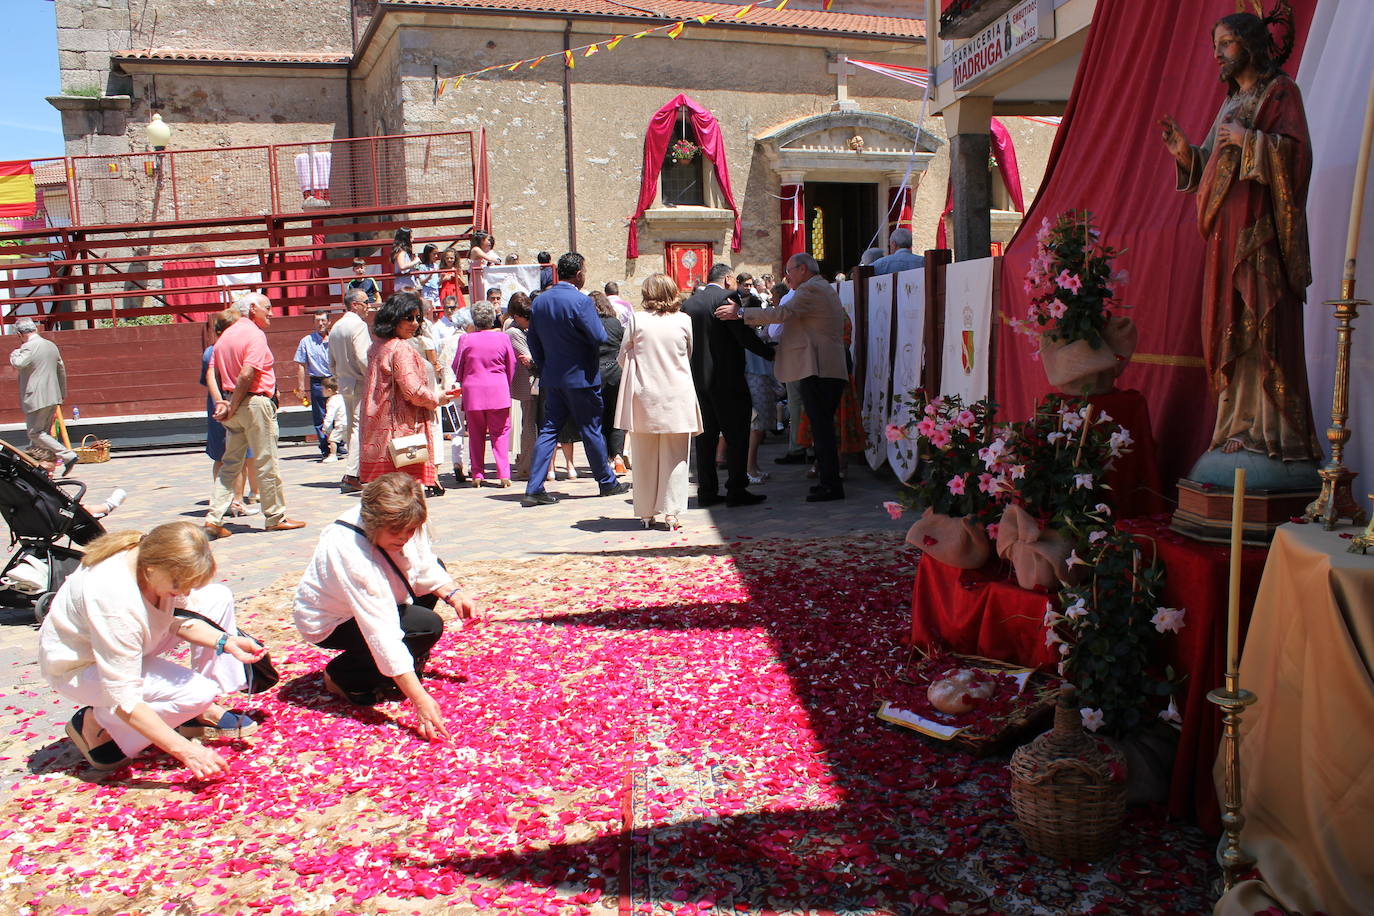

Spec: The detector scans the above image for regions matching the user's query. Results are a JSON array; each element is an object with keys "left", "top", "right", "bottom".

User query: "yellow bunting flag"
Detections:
[
  {"left": 695, "top": 13, "right": 715, "bottom": 23},
  {"left": 565, "top": 49, "right": 575, "bottom": 68},
  {"left": 775, "top": 0, "right": 790, "bottom": 8},
  {"left": 631, "top": 30, "right": 649, "bottom": 39},
  {"left": 531, "top": 55, "right": 545, "bottom": 68},
  {"left": 667, "top": 21, "right": 684, "bottom": 38},
  {"left": 735, "top": 4, "right": 754, "bottom": 17},
  {"left": 607, "top": 35, "right": 624, "bottom": 50},
  {"left": 0, "top": 161, "right": 40, "bottom": 219},
  {"left": 437, "top": 79, "right": 447, "bottom": 97},
  {"left": 585, "top": 43, "right": 599, "bottom": 57},
  {"left": 822, "top": 0, "right": 832, "bottom": 8},
  {"left": 456, "top": 75, "right": 465, "bottom": 88},
  {"left": 508, "top": 59, "right": 522, "bottom": 71}
]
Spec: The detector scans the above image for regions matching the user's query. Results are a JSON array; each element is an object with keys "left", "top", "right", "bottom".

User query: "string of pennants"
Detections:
[
  {"left": 434, "top": 2, "right": 1066, "bottom": 136},
  {"left": 437, "top": 0, "right": 831, "bottom": 93}
]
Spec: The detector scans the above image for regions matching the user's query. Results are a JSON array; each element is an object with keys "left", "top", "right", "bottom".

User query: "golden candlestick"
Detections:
[
  {"left": 1208, "top": 674, "right": 1258, "bottom": 893},
  {"left": 1305, "top": 62, "right": 1374, "bottom": 529},
  {"left": 1211, "top": 470, "right": 1256, "bottom": 895}
]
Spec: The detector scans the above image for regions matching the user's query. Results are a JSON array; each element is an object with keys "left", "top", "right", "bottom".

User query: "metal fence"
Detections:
[{"left": 59, "top": 130, "right": 480, "bottom": 227}]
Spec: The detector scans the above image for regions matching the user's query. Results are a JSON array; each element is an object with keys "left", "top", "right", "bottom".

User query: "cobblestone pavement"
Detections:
[{"left": 0, "top": 436, "right": 908, "bottom": 793}]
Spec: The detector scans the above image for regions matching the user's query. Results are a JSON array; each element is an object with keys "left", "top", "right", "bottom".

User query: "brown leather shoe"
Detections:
[
  {"left": 340, "top": 475, "right": 362, "bottom": 494},
  {"left": 204, "top": 522, "right": 232, "bottom": 540},
  {"left": 265, "top": 519, "right": 306, "bottom": 532}
]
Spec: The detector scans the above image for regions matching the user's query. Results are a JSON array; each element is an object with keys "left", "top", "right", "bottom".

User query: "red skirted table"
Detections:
[
  {"left": 909, "top": 517, "right": 1267, "bottom": 832},
  {"left": 1086, "top": 388, "right": 1167, "bottom": 519}
]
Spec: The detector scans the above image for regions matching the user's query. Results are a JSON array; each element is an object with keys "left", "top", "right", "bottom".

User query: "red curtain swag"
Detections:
[{"left": 627, "top": 94, "right": 742, "bottom": 259}]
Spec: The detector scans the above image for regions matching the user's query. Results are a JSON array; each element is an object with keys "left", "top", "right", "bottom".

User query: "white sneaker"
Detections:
[{"left": 321, "top": 454, "right": 338, "bottom": 463}]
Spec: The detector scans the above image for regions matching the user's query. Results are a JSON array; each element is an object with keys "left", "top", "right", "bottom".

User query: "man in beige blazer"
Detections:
[
  {"left": 717, "top": 253, "right": 849, "bottom": 501},
  {"left": 9, "top": 317, "right": 77, "bottom": 476},
  {"left": 328, "top": 289, "right": 373, "bottom": 492}
]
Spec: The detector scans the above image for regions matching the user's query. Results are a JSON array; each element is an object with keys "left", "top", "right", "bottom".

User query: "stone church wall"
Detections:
[{"left": 384, "top": 23, "right": 950, "bottom": 288}]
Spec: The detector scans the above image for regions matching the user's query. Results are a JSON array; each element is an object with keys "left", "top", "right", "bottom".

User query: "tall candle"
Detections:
[
  {"left": 1341, "top": 64, "right": 1374, "bottom": 298},
  {"left": 1227, "top": 467, "right": 1246, "bottom": 675}
]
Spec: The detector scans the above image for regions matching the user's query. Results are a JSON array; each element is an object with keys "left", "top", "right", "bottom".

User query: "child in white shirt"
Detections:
[{"left": 320, "top": 378, "right": 346, "bottom": 462}]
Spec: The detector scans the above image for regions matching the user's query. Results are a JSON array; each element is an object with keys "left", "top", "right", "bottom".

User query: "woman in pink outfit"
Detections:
[{"left": 452, "top": 301, "right": 516, "bottom": 486}]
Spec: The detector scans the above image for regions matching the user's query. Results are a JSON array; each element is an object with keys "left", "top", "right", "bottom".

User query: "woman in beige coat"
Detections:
[{"left": 614, "top": 274, "right": 702, "bottom": 530}]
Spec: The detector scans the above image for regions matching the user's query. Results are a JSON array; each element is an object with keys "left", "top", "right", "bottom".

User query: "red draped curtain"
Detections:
[
  {"left": 627, "top": 94, "right": 742, "bottom": 259},
  {"left": 780, "top": 184, "right": 806, "bottom": 265},
  {"left": 993, "top": 0, "right": 1317, "bottom": 486},
  {"left": 887, "top": 184, "right": 914, "bottom": 236}
]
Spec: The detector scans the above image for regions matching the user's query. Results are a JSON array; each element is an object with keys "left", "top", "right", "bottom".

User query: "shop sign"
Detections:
[{"left": 950, "top": 0, "right": 1055, "bottom": 90}]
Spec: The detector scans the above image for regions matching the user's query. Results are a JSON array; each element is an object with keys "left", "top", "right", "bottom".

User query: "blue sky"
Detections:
[{"left": 2, "top": 1, "right": 64, "bottom": 163}]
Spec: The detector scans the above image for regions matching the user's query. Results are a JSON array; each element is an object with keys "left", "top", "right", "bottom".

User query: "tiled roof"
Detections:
[
  {"left": 385, "top": 0, "right": 925, "bottom": 39},
  {"left": 112, "top": 49, "right": 352, "bottom": 65}
]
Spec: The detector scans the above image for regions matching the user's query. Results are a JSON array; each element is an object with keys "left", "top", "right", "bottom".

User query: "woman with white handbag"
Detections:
[{"left": 358, "top": 292, "right": 461, "bottom": 494}]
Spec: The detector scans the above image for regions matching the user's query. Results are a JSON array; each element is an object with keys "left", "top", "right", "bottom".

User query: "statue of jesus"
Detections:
[{"left": 1158, "top": 4, "right": 1322, "bottom": 466}]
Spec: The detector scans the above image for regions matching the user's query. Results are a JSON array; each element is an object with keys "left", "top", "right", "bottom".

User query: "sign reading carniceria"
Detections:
[{"left": 950, "top": 0, "right": 1055, "bottom": 90}]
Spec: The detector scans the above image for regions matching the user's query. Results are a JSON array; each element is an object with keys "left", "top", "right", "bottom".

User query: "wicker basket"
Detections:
[
  {"left": 74, "top": 435, "right": 111, "bottom": 464},
  {"left": 1009, "top": 686, "right": 1126, "bottom": 861}
]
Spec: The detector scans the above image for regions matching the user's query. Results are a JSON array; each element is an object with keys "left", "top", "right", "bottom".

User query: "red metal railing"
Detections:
[{"left": 0, "top": 129, "right": 488, "bottom": 323}]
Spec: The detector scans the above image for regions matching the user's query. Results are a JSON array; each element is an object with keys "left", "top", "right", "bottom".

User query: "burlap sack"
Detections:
[
  {"left": 1041, "top": 316, "right": 1137, "bottom": 396},
  {"left": 995, "top": 504, "right": 1075, "bottom": 590},
  {"left": 905, "top": 508, "right": 992, "bottom": 569}
]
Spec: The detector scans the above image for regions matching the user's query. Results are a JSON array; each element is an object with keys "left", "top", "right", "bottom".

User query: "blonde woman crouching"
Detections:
[{"left": 39, "top": 521, "right": 266, "bottom": 776}]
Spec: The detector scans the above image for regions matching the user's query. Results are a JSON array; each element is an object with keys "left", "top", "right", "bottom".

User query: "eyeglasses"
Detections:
[{"left": 402, "top": 314, "right": 420, "bottom": 323}]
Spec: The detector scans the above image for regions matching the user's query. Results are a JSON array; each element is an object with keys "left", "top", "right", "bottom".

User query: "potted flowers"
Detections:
[
  {"left": 991, "top": 395, "right": 1132, "bottom": 589},
  {"left": 885, "top": 393, "right": 1002, "bottom": 569},
  {"left": 1044, "top": 528, "right": 1183, "bottom": 738},
  {"left": 669, "top": 138, "right": 699, "bottom": 166},
  {"left": 1016, "top": 210, "right": 1135, "bottom": 396}
]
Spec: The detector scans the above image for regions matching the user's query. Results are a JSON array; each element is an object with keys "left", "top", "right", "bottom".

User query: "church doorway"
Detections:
[{"left": 804, "top": 181, "right": 878, "bottom": 280}]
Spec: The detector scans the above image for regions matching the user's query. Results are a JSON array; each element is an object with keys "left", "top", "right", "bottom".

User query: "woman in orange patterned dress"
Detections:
[{"left": 358, "top": 292, "right": 461, "bottom": 489}]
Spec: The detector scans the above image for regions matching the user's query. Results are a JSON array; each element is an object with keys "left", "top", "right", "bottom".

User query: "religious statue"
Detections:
[{"left": 1158, "top": 3, "right": 1322, "bottom": 476}]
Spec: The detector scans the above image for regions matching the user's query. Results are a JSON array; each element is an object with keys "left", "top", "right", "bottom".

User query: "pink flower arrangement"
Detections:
[
  {"left": 1019, "top": 210, "right": 1126, "bottom": 350},
  {"left": 885, "top": 392, "right": 1003, "bottom": 521}
]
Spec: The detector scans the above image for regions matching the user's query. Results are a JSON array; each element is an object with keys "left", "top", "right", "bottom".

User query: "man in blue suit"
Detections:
[{"left": 523, "top": 252, "right": 630, "bottom": 506}]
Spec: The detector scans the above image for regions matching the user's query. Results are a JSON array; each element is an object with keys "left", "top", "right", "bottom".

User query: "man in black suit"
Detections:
[{"left": 681, "top": 263, "right": 772, "bottom": 508}]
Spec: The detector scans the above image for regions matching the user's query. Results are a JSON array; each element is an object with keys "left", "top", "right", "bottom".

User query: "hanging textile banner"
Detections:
[
  {"left": 836, "top": 279, "right": 857, "bottom": 364},
  {"left": 0, "top": 161, "right": 37, "bottom": 219},
  {"left": 481, "top": 264, "right": 543, "bottom": 301},
  {"left": 863, "top": 272, "right": 894, "bottom": 471},
  {"left": 888, "top": 266, "right": 926, "bottom": 480},
  {"left": 940, "top": 257, "right": 995, "bottom": 402}
]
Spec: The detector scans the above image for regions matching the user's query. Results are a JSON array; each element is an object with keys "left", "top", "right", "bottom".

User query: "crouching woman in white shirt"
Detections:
[
  {"left": 293, "top": 472, "right": 476, "bottom": 742},
  {"left": 38, "top": 521, "right": 266, "bottom": 776}
]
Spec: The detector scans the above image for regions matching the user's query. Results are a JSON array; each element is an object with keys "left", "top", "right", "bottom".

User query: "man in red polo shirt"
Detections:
[{"left": 205, "top": 293, "right": 305, "bottom": 538}]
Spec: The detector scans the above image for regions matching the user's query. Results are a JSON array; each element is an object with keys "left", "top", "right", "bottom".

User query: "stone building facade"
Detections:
[{"left": 51, "top": 0, "right": 1054, "bottom": 290}]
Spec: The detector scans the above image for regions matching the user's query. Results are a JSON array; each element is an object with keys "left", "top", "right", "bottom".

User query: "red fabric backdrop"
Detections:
[
  {"left": 994, "top": 0, "right": 1317, "bottom": 486},
  {"left": 626, "top": 94, "right": 742, "bottom": 259}
]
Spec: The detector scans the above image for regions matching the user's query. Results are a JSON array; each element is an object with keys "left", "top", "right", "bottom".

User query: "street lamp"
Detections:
[{"left": 145, "top": 113, "right": 171, "bottom": 176}]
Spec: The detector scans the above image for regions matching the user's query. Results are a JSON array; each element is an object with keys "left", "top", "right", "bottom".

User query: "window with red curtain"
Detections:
[{"left": 661, "top": 109, "right": 706, "bottom": 207}]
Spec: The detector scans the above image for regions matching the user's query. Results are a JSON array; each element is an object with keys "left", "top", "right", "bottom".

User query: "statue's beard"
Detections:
[{"left": 1219, "top": 48, "right": 1250, "bottom": 83}]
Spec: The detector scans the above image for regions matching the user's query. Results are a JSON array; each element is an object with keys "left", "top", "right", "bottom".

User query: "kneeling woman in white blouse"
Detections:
[
  {"left": 39, "top": 521, "right": 266, "bottom": 776},
  {"left": 293, "top": 472, "right": 476, "bottom": 742}
]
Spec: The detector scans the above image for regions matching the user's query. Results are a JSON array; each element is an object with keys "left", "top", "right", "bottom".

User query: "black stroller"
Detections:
[{"left": 0, "top": 441, "right": 106, "bottom": 622}]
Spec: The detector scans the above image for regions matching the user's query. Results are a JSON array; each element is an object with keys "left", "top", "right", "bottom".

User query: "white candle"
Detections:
[{"left": 1227, "top": 468, "right": 1246, "bottom": 675}]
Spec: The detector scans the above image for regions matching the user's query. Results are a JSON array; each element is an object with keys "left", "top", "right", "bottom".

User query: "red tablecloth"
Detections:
[
  {"left": 1087, "top": 389, "right": 1167, "bottom": 518},
  {"left": 909, "top": 517, "right": 1268, "bottom": 832}
]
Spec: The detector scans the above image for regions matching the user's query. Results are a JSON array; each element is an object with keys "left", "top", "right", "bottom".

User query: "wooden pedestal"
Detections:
[{"left": 1171, "top": 478, "right": 1318, "bottom": 546}]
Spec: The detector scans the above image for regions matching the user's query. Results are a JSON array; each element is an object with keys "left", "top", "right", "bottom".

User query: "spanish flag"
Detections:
[
  {"left": 0, "top": 162, "right": 36, "bottom": 219},
  {"left": 565, "top": 49, "right": 575, "bottom": 69},
  {"left": 607, "top": 35, "right": 624, "bottom": 50},
  {"left": 585, "top": 43, "right": 599, "bottom": 57},
  {"left": 735, "top": 4, "right": 754, "bottom": 17},
  {"left": 667, "top": 21, "right": 684, "bottom": 38}
]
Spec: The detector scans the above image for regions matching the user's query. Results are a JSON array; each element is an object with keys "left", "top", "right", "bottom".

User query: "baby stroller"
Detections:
[{"left": 0, "top": 441, "right": 107, "bottom": 622}]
